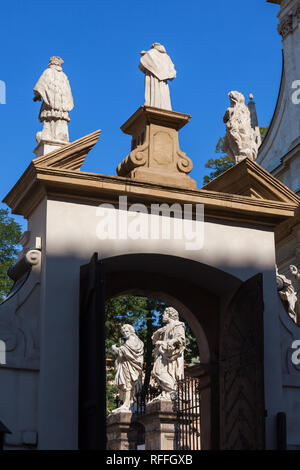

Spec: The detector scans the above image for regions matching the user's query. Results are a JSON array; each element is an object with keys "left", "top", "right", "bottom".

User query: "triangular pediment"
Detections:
[
  {"left": 32, "top": 130, "right": 101, "bottom": 171},
  {"left": 202, "top": 158, "right": 300, "bottom": 204}
]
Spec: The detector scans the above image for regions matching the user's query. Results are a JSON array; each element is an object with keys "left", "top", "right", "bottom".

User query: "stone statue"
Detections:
[
  {"left": 276, "top": 265, "right": 298, "bottom": 324},
  {"left": 222, "top": 91, "right": 258, "bottom": 164},
  {"left": 139, "top": 43, "right": 176, "bottom": 110},
  {"left": 111, "top": 324, "right": 144, "bottom": 412},
  {"left": 290, "top": 265, "right": 300, "bottom": 280},
  {"left": 33, "top": 56, "right": 74, "bottom": 145},
  {"left": 151, "top": 307, "right": 185, "bottom": 400}
]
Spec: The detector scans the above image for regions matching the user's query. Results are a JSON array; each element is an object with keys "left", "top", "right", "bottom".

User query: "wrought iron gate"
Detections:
[{"left": 175, "top": 377, "right": 201, "bottom": 450}]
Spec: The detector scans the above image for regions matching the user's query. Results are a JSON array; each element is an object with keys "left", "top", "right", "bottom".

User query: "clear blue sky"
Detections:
[{"left": 0, "top": 0, "right": 282, "bottom": 229}]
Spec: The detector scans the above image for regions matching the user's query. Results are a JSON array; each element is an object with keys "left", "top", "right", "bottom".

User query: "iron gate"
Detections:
[{"left": 175, "top": 377, "right": 201, "bottom": 450}]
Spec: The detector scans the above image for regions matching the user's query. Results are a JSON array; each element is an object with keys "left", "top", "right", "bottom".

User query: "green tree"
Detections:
[
  {"left": 259, "top": 126, "right": 268, "bottom": 141},
  {"left": 203, "top": 137, "right": 234, "bottom": 185},
  {"left": 203, "top": 127, "right": 269, "bottom": 185},
  {"left": 0, "top": 208, "right": 22, "bottom": 302}
]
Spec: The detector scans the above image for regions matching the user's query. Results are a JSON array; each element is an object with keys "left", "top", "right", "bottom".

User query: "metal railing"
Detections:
[
  {"left": 175, "top": 377, "right": 201, "bottom": 450},
  {"left": 135, "top": 385, "right": 161, "bottom": 415}
]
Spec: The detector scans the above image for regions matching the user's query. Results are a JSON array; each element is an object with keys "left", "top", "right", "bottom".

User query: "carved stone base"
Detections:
[
  {"left": 117, "top": 106, "right": 197, "bottom": 190},
  {"left": 139, "top": 399, "right": 177, "bottom": 450},
  {"left": 106, "top": 411, "right": 138, "bottom": 450},
  {"left": 33, "top": 139, "right": 68, "bottom": 158}
]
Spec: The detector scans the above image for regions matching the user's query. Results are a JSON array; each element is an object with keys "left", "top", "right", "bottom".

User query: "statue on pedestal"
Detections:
[
  {"left": 151, "top": 307, "right": 186, "bottom": 400},
  {"left": 276, "top": 265, "right": 299, "bottom": 324},
  {"left": 139, "top": 43, "right": 176, "bottom": 110},
  {"left": 222, "top": 91, "right": 258, "bottom": 164},
  {"left": 33, "top": 56, "right": 74, "bottom": 145},
  {"left": 111, "top": 324, "right": 144, "bottom": 413}
]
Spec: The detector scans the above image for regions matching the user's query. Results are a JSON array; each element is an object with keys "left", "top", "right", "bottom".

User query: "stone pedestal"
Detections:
[
  {"left": 106, "top": 411, "right": 138, "bottom": 450},
  {"left": 139, "top": 400, "right": 178, "bottom": 450},
  {"left": 117, "top": 106, "right": 197, "bottom": 189},
  {"left": 33, "top": 139, "right": 67, "bottom": 158}
]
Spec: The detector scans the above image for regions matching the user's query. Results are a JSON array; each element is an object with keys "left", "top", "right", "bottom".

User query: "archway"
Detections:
[{"left": 79, "top": 252, "right": 265, "bottom": 450}]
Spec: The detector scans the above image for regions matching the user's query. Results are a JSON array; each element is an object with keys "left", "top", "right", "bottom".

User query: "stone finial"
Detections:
[
  {"left": 111, "top": 324, "right": 144, "bottom": 413},
  {"left": 222, "top": 91, "right": 258, "bottom": 164},
  {"left": 150, "top": 307, "right": 186, "bottom": 401},
  {"left": 247, "top": 93, "right": 262, "bottom": 147},
  {"left": 139, "top": 43, "right": 176, "bottom": 110},
  {"left": 33, "top": 56, "right": 74, "bottom": 157}
]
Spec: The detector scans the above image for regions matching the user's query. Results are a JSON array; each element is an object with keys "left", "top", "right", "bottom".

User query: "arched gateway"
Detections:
[{"left": 79, "top": 253, "right": 264, "bottom": 450}]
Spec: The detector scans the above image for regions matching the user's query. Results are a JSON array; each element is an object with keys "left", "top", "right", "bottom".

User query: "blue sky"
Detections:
[{"left": 0, "top": 0, "right": 282, "bottom": 229}]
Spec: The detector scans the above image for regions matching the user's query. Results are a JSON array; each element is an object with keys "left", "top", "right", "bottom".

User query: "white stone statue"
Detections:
[
  {"left": 276, "top": 265, "right": 298, "bottom": 324},
  {"left": 151, "top": 307, "right": 185, "bottom": 400},
  {"left": 222, "top": 91, "right": 258, "bottom": 164},
  {"left": 33, "top": 56, "right": 74, "bottom": 145},
  {"left": 139, "top": 43, "right": 176, "bottom": 110},
  {"left": 111, "top": 324, "right": 144, "bottom": 412},
  {"left": 290, "top": 265, "right": 300, "bottom": 280}
]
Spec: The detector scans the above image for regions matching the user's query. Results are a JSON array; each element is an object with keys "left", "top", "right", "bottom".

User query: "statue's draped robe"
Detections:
[
  {"left": 114, "top": 334, "right": 144, "bottom": 400},
  {"left": 152, "top": 320, "right": 185, "bottom": 393},
  {"left": 277, "top": 272, "right": 298, "bottom": 322},
  {"left": 34, "top": 67, "right": 74, "bottom": 122},
  {"left": 139, "top": 48, "right": 176, "bottom": 110}
]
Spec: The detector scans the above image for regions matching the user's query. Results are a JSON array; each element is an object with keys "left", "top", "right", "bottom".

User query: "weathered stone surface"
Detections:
[
  {"left": 151, "top": 307, "right": 185, "bottom": 401},
  {"left": 223, "top": 91, "right": 258, "bottom": 164},
  {"left": 139, "top": 43, "right": 176, "bottom": 110},
  {"left": 33, "top": 56, "right": 74, "bottom": 156},
  {"left": 140, "top": 399, "right": 177, "bottom": 450},
  {"left": 111, "top": 324, "right": 143, "bottom": 413},
  {"left": 106, "top": 411, "right": 138, "bottom": 450},
  {"left": 117, "top": 106, "right": 196, "bottom": 189},
  {"left": 276, "top": 265, "right": 299, "bottom": 324}
]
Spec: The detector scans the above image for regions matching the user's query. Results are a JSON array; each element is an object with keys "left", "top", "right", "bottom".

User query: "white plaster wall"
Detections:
[
  {"left": 0, "top": 198, "right": 46, "bottom": 448},
  {"left": 34, "top": 198, "right": 282, "bottom": 449},
  {"left": 44, "top": 200, "right": 276, "bottom": 275}
]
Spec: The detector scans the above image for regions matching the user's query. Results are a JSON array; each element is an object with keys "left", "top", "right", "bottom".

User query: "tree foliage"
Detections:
[
  {"left": 259, "top": 126, "right": 268, "bottom": 142},
  {"left": 0, "top": 208, "right": 22, "bottom": 301},
  {"left": 203, "top": 137, "right": 234, "bottom": 185},
  {"left": 203, "top": 127, "right": 269, "bottom": 185}
]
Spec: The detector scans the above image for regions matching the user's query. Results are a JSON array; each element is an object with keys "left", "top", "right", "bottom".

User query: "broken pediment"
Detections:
[
  {"left": 32, "top": 129, "right": 101, "bottom": 171},
  {"left": 202, "top": 157, "right": 300, "bottom": 205}
]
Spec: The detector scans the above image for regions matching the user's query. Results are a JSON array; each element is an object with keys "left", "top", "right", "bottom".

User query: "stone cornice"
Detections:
[
  {"left": 271, "top": 141, "right": 300, "bottom": 181},
  {"left": 203, "top": 158, "right": 300, "bottom": 204},
  {"left": 121, "top": 106, "right": 191, "bottom": 134},
  {"left": 3, "top": 131, "right": 299, "bottom": 226},
  {"left": 3, "top": 159, "right": 299, "bottom": 227},
  {"left": 277, "top": 1, "right": 300, "bottom": 38}
]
